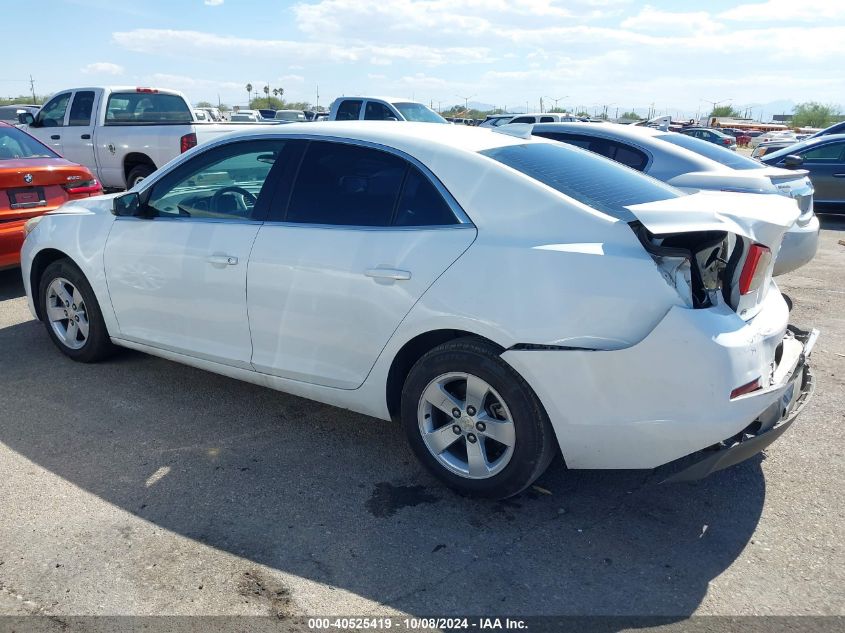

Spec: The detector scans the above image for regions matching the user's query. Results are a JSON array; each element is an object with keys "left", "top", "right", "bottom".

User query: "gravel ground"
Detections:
[{"left": 0, "top": 218, "right": 842, "bottom": 626}]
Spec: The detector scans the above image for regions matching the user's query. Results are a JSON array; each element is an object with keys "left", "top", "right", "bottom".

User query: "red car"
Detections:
[{"left": 0, "top": 122, "right": 102, "bottom": 270}]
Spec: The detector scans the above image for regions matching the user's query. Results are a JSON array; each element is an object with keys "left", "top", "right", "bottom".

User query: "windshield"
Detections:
[
  {"left": 0, "top": 126, "right": 58, "bottom": 159},
  {"left": 393, "top": 102, "right": 447, "bottom": 123},
  {"left": 480, "top": 142, "right": 681, "bottom": 221},
  {"left": 657, "top": 133, "right": 763, "bottom": 170}
]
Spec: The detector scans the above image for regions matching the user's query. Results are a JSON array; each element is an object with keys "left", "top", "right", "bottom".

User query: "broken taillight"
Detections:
[
  {"left": 738, "top": 243, "right": 772, "bottom": 295},
  {"left": 730, "top": 377, "right": 762, "bottom": 399}
]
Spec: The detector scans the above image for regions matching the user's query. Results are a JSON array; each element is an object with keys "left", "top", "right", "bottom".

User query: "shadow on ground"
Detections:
[
  {"left": 0, "top": 268, "right": 24, "bottom": 301},
  {"left": 0, "top": 273, "right": 766, "bottom": 618}
]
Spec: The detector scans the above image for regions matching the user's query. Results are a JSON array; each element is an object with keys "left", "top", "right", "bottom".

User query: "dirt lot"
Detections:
[{"left": 0, "top": 219, "right": 843, "bottom": 625}]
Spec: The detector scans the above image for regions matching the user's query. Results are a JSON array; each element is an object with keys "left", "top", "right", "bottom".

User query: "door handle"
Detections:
[
  {"left": 207, "top": 255, "right": 238, "bottom": 266},
  {"left": 81, "top": 134, "right": 91, "bottom": 140},
  {"left": 50, "top": 135, "right": 60, "bottom": 140},
  {"left": 833, "top": 173, "right": 845, "bottom": 178},
  {"left": 365, "top": 267, "right": 411, "bottom": 281}
]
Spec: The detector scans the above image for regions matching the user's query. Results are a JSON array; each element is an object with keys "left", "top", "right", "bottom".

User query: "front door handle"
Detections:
[
  {"left": 50, "top": 135, "right": 60, "bottom": 140},
  {"left": 81, "top": 134, "right": 91, "bottom": 140},
  {"left": 833, "top": 173, "right": 845, "bottom": 178},
  {"left": 207, "top": 255, "right": 238, "bottom": 266},
  {"left": 365, "top": 267, "right": 411, "bottom": 281}
]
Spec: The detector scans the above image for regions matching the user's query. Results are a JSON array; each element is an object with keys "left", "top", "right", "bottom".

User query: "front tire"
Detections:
[
  {"left": 38, "top": 259, "right": 115, "bottom": 363},
  {"left": 401, "top": 337, "right": 557, "bottom": 499}
]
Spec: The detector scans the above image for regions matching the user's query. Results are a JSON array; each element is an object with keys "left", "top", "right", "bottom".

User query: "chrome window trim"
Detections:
[
  {"left": 136, "top": 133, "right": 474, "bottom": 226},
  {"left": 261, "top": 221, "right": 475, "bottom": 232},
  {"left": 113, "top": 216, "right": 264, "bottom": 226}
]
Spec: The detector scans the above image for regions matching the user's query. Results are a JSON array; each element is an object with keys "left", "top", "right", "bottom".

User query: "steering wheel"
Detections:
[{"left": 209, "top": 186, "right": 257, "bottom": 215}]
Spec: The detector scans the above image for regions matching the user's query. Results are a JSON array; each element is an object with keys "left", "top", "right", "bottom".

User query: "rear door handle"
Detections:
[
  {"left": 50, "top": 135, "right": 60, "bottom": 140},
  {"left": 365, "top": 268, "right": 411, "bottom": 281},
  {"left": 207, "top": 255, "right": 238, "bottom": 266},
  {"left": 833, "top": 173, "right": 845, "bottom": 178},
  {"left": 81, "top": 134, "right": 91, "bottom": 140}
]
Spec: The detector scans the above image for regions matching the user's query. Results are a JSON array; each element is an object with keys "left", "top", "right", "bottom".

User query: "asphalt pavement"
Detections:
[{"left": 0, "top": 219, "right": 843, "bottom": 626}]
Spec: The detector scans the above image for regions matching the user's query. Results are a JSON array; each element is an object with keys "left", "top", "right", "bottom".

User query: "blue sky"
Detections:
[{"left": 3, "top": 0, "right": 843, "bottom": 118}]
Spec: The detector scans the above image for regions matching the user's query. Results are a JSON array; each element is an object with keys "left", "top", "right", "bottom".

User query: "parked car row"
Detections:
[{"left": 13, "top": 120, "right": 819, "bottom": 498}]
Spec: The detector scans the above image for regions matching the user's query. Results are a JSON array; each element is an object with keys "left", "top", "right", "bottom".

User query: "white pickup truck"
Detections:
[{"left": 19, "top": 87, "right": 257, "bottom": 189}]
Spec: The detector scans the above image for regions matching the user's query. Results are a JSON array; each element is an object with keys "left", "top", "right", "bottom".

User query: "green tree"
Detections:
[
  {"left": 0, "top": 95, "right": 43, "bottom": 106},
  {"left": 620, "top": 111, "right": 642, "bottom": 120},
  {"left": 792, "top": 102, "right": 840, "bottom": 128},
  {"left": 575, "top": 111, "right": 590, "bottom": 117},
  {"left": 245, "top": 83, "right": 253, "bottom": 105},
  {"left": 218, "top": 104, "right": 230, "bottom": 113},
  {"left": 195, "top": 100, "right": 213, "bottom": 108},
  {"left": 710, "top": 105, "right": 740, "bottom": 118},
  {"left": 250, "top": 96, "right": 284, "bottom": 110}
]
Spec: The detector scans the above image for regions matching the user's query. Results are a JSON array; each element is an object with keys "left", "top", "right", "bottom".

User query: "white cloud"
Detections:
[
  {"left": 279, "top": 74, "right": 305, "bottom": 84},
  {"left": 720, "top": 0, "right": 845, "bottom": 22},
  {"left": 81, "top": 62, "right": 124, "bottom": 75},
  {"left": 621, "top": 5, "right": 718, "bottom": 32},
  {"left": 204, "top": 0, "right": 224, "bottom": 6},
  {"left": 112, "top": 28, "right": 490, "bottom": 66}
]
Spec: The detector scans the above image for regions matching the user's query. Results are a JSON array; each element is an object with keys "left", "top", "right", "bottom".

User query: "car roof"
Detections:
[{"left": 211, "top": 121, "right": 542, "bottom": 156}]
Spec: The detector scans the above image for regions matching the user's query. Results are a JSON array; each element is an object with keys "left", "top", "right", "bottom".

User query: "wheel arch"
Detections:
[
  {"left": 123, "top": 153, "right": 157, "bottom": 185},
  {"left": 385, "top": 329, "right": 505, "bottom": 420},
  {"left": 29, "top": 248, "right": 74, "bottom": 320}
]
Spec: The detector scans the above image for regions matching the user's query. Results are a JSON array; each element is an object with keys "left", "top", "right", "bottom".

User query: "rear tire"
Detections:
[
  {"left": 401, "top": 337, "right": 557, "bottom": 499},
  {"left": 127, "top": 164, "right": 154, "bottom": 189},
  {"left": 38, "top": 259, "right": 115, "bottom": 363}
]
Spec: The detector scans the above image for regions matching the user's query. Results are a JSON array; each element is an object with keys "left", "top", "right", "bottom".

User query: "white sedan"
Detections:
[{"left": 20, "top": 123, "right": 818, "bottom": 498}]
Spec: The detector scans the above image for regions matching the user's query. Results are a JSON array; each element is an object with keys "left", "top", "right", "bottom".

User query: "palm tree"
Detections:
[
  {"left": 263, "top": 85, "right": 270, "bottom": 107},
  {"left": 245, "top": 83, "right": 253, "bottom": 106}
]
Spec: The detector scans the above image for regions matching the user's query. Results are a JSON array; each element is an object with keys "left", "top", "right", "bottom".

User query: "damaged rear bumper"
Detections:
[{"left": 663, "top": 325, "right": 817, "bottom": 482}]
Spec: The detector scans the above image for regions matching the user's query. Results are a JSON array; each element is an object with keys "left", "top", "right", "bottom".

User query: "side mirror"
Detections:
[
  {"left": 18, "top": 112, "right": 35, "bottom": 125},
  {"left": 782, "top": 154, "right": 803, "bottom": 169},
  {"left": 112, "top": 192, "right": 141, "bottom": 217}
]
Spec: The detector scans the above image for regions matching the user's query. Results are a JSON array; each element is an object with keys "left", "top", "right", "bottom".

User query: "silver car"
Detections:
[{"left": 525, "top": 122, "right": 819, "bottom": 275}]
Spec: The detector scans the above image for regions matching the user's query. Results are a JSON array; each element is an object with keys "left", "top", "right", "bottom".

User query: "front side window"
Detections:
[
  {"left": 364, "top": 101, "right": 397, "bottom": 120},
  {"left": 105, "top": 92, "right": 192, "bottom": 124},
  {"left": 801, "top": 141, "right": 845, "bottom": 162},
  {"left": 146, "top": 140, "right": 285, "bottom": 220},
  {"left": 68, "top": 91, "right": 95, "bottom": 126},
  {"left": 0, "top": 126, "right": 58, "bottom": 159},
  {"left": 480, "top": 142, "right": 681, "bottom": 221},
  {"left": 540, "top": 116, "right": 555, "bottom": 123},
  {"left": 510, "top": 116, "right": 535, "bottom": 124},
  {"left": 335, "top": 100, "right": 362, "bottom": 121},
  {"left": 286, "top": 141, "right": 406, "bottom": 226},
  {"left": 36, "top": 93, "right": 71, "bottom": 127}
]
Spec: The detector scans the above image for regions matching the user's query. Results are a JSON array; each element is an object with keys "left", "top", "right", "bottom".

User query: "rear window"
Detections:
[
  {"left": 657, "top": 133, "right": 762, "bottom": 170},
  {"left": 0, "top": 126, "right": 58, "bottom": 159},
  {"left": 480, "top": 142, "right": 680, "bottom": 221},
  {"left": 392, "top": 102, "right": 447, "bottom": 123},
  {"left": 105, "top": 92, "right": 192, "bottom": 125}
]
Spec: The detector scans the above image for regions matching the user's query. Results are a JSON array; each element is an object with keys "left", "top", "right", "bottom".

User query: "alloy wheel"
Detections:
[
  {"left": 45, "top": 277, "right": 89, "bottom": 350},
  {"left": 417, "top": 372, "right": 516, "bottom": 479}
]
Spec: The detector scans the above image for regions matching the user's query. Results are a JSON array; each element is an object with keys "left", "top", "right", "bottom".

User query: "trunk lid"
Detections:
[{"left": 626, "top": 191, "right": 799, "bottom": 321}]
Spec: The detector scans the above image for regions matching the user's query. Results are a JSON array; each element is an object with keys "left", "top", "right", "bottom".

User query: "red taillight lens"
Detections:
[
  {"left": 62, "top": 179, "right": 102, "bottom": 195},
  {"left": 730, "top": 377, "right": 762, "bottom": 399},
  {"left": 723, "top": 138, "right": 731, "bottom": 145},
  {"left": 739, "top": 243, "right": 772, "bottom": 295},
  {"left": 180, "top": 132, "right": 197, "bottom": 153}
]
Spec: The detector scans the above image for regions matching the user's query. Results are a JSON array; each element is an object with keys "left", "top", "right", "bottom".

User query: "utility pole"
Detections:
[
  {"left": 316, "top": 83, "right": 319, "bottom": 110},
  {"left": 29, "top": 75, "right": 37, "bottom": 104},
  {"left": 457, "top": 94, "right": 475, "bottom": 112}
]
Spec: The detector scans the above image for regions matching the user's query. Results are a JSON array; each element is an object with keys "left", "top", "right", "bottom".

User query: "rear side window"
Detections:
[
  {"left": 534, "top": 131, "right": 593, "bottom": 150},
  {"left": 68, "top": 91, "right": 95, "bottom": 126},
  {"left": 539, "top": 116, "right": 554, "bottom": 123},
  {"left": 604, "top": 141, "right": 649, "bottom": 171},
  {"left": 657, "top": 133, "right": 762, "bottom": 170},
  {"left": 394, "top": 167, "right": 457, "bottom": 226},
  {"left": 480, "top": 142, "right": 680, "bottom": 221},
  {"left": 335, "top": 100, "right": 362, "bottom": 121},
  {"left": 105, "top": 92, "right": 192, "bottom": 124},
  {"left": 510, "top": 116, "right": 535, "bottom": 124},
  {"left": 365, "top": 101, "right": 396, "bottom": 120},
  {"left": 286, "top": 142, "right": 406, "bottom": 226}
]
